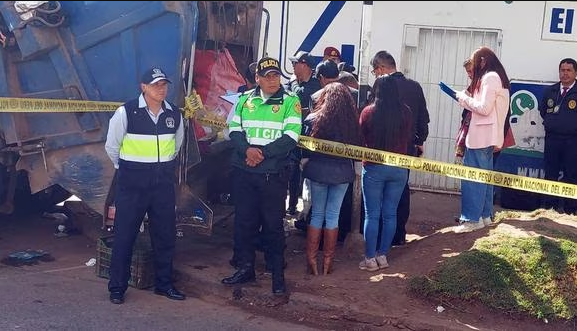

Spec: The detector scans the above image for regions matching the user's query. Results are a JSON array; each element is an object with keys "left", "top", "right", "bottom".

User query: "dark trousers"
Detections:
[
  {"left": 287, "top": 160, "right": 302, "bottom": 211},
  {"left": 543, "top": 134, "right": 577, "bottom": 214},
  {"left": 393, "top": 178, "right": 410, "bottom": 244},
  {"left": 231, "top": 221, "right": 269, "bottom": 267},
  {"left": 108, "top": 182, "right": 176, "bottom": 293},
  {"left": 233, "top": 168, "right": 286, "bottom": 273}
]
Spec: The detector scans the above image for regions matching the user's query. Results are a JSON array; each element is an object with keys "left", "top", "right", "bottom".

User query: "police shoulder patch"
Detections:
[
  {"left": 247, "top": 100, "right": 255, "bottom": 112},
  {"left": 165, "top": 116, "right": 175, "bottom": 128},
  {"left": 294, "top": 102, "right": 302, "bottom": 115}
]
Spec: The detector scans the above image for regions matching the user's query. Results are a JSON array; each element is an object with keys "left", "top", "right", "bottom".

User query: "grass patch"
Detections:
[{"left": 409, "top": 232, "right": 577, "bottom": 321}]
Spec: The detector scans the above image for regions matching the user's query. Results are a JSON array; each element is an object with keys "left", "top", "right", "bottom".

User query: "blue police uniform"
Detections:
[
  {"left": 539, "top": 81, "right": 577, "bottom": 213},
  {"left": 107, "top": 97, "right": 182, "bottom": 295}
]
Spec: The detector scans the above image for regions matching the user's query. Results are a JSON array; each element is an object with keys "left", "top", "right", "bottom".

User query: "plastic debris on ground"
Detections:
[
  {"left": 54, "top": 224, "right": 68, "bottom": 237},
  {"left": 53, "top": 224, "right": 82, "bottom": 238},
  {"left": 85, "top": 258, "right": 96, "bottom": 267},
  {"left": 1, "top": 249, "right": 55, "bottom": 266}
]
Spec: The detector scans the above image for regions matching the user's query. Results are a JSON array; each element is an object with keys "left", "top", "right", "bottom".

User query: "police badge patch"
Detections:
[
  {"left": 165, "top": 116, "right": 175, "bottom": 128},
  {"left": 569, "top": 100, "right": 576, "bottom": 110},
  {"left": 247, "top": 101, "right": 255, "bottom": 112},
  {"left": 272, "top": 105, "right": 280, "bottom": 113},
  {"left": 294, "top": 102, "right": 302, "bottom": 115}
]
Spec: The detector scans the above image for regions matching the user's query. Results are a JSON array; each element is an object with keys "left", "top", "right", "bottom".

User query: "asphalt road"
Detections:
[{"left": 0, "top": 261, "right": 316, "bottom": 331}]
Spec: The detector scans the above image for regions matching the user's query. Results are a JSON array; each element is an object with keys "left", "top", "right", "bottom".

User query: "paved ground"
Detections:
[
  {"left": 0, "top": 211, "right": 318, "bottom": 331},
  {"left": 1, "top": 191, "right": 574, "bottom": 330}
]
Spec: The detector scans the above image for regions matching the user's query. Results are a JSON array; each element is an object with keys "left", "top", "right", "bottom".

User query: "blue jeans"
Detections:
[
  {"left": 362, "top": 164, "right": 408, "bottom": 258},
  {"left": 309, "top": 181, "right": 350, "bottom": 230},
  {"left": 461, "top": 146, "right": 494, "bottom": 222}
]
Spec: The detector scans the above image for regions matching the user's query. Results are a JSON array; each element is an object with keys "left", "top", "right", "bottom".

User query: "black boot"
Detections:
[
  {"left": 229, "top": 255, "right": 239, "bottom": 269},
  {"left": 221, "top": 265, "right": 256, "bottom": 285},
  {"left": 272, "top": 272, "right": 286, "bottom": 295},
  {"left": 294, "top": 218, "right": 307, "bottom": 232}
]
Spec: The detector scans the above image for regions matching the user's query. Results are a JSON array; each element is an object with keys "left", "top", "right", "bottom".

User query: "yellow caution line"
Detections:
[
  {"left": 0, "top": 98, "right": 230, "bottom": 130},
  {"left": 298, "top": 136, "right": 577, "bottom": 200},
  {"left": 197, "top": 117, "right": 577, "bottom": 199},
  {"left": 196, "top": 117, "right": 228, "bottom": 129},
  {"left": 0, "top": 97, "right": 122, "bottom": 112},
  {"left": 4, "top": 99, "right": 571, "bottom": 199}
]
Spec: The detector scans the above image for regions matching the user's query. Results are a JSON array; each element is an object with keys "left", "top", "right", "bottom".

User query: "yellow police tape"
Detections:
[
  {"left": 189, "top": 116, "right": 577, "bottom": 200},
  {"left": 2, "top": 96, "right": 574, "bottom": 199},
  {"left": 0, "top": 97, "right": 121, "bottom": 112},
  {"left": 196, "top": 117, "right": 228, "bottom": 129},
  {"left": 0, "top": 94, "right": 210, "bottom": 119},
  {"left": 298, "top": 136, "right": 577, "bottom": 200}
]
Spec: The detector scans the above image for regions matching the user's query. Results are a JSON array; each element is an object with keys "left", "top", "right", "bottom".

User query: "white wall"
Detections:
[
  {"left": 264, "top": 1, "right": 576, "bottom": 83},
  {"left": 262, "top": 1, "right": 363, "bottom": 77},
  {"left": 370, "top": 1, "right": 574, "bottom": 82}
]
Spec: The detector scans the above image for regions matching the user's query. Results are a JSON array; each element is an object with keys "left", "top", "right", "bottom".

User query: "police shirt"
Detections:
[
  {"left": 540, "top": 81, "right": 577, "bottom": 136},
  {"left": 228, "top": 86, "right": 302, "bottom": 174},
  {"left": 105, "top": 93, "right": 184, "bottom": 169}
]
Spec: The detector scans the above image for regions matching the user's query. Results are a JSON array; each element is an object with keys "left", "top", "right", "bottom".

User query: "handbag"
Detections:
[{"left": 455, "top": 110, "right": 471, "bottom": 157}]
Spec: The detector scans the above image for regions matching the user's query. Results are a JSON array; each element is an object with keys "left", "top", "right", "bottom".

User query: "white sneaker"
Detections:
[
  {"left": 375, "top": 255, "right": 389, "bottom": 269},
  {"left": 454, "top": 221, "right": 485, "bottom": 233},
  {"left": 481, "top": 217, "right": 492, "bottom": 226},
  {"left": 359, "top": 257, "right": 379, "bottom": 271}
]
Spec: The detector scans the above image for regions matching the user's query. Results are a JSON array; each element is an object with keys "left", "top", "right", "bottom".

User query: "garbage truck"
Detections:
[{"left": 0, "top": 1, "right": 264, "bottom": 225}]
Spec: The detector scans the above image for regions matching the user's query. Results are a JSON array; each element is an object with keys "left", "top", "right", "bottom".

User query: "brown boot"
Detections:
[
  {"left": 306, "top": 226, "right": 322, "bottom": 275},
  {"left": 322, "top": 228, "right": 339, "bottom": 275}
]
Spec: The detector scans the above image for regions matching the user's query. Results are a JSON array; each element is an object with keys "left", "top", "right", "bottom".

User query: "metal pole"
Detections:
[{"left": 344, "top": 1, "right": 373, "bottom": 256}]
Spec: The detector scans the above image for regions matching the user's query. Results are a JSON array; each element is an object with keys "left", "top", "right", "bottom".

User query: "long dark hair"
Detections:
[
  {"left": 370, "top": 75, "right": 406, "bottom": 150},
  {"left": 470, "top": 46, "right": 510, "bottom": 93},
  {"left": 311, "top": 82, "right": 361, "bottom": 145}
]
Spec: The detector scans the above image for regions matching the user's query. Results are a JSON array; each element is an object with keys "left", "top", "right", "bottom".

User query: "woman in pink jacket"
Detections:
[{"left": 454, "top": 47, "right": 510, "bottom": 233}]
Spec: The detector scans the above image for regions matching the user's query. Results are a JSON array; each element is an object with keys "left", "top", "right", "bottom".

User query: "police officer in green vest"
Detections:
[
  {"left": 105, "top": 67, "right": 185, "bottom": 304},
  {"left": 222, "top": 57, "right": 302, "bottom": 295}
]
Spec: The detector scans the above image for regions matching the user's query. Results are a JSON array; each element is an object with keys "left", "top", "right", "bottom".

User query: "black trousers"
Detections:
[
  {"left": 543, "top": 134, "right": 577, "bottom": 214},
  {"left": 232, "top": 168, "right": 286, "bottom": 273},
  {"left": 287, "top": 160, "right": 302, "bottom": 211},
  {"left": 393, "top": 177, "right": 410, "bottom": 244},
  {"left": 108, "top": 182, "right": 176, "bottom": 293}
]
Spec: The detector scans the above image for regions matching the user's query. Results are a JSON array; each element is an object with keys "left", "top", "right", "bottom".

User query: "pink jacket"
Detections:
[{"left": 456, "top": 72, "right": 509, "bottom": 149}]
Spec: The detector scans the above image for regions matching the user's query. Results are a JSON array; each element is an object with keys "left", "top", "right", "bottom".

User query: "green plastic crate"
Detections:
[{"left": 95, "top": 235, "right": 154, "bottom": 289}]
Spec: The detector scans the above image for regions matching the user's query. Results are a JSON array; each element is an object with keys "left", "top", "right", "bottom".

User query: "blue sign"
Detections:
[
  {"left": 495, "top": 80, "right": 550, "bottom": 178},
  {"left": 497, "top": 81, "right": 553, "bottom": 210}
]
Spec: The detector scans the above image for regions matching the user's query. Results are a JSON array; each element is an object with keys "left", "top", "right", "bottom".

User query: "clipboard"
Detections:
[{"left": 439, "top": 81, "right": 458, "bottom": 101}]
